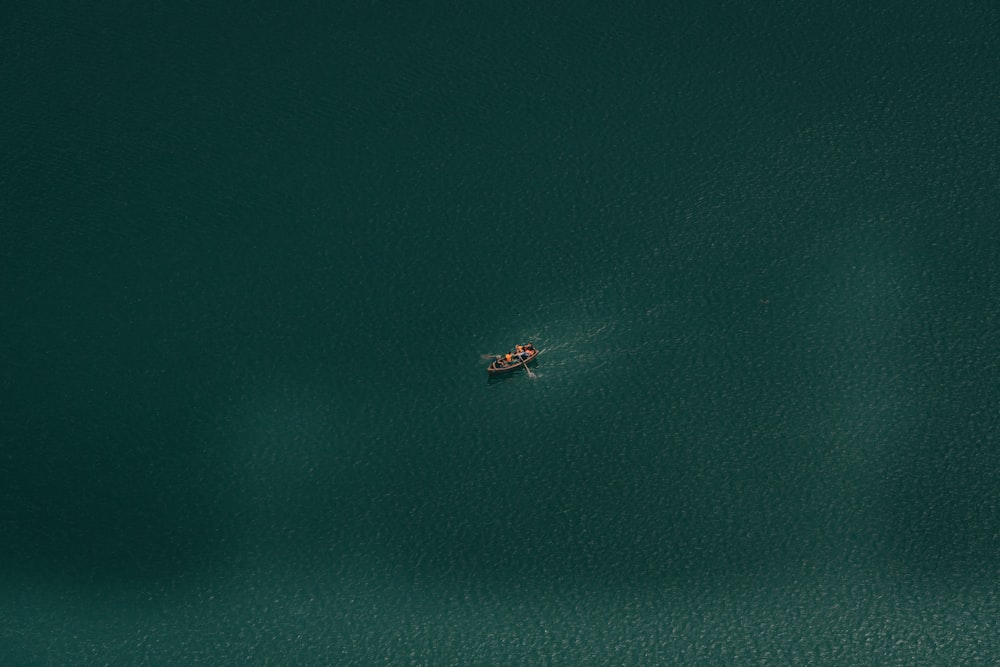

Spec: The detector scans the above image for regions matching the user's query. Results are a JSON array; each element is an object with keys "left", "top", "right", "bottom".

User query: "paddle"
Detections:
[{"left": 523, "top": 350, "right": 536, "bottom": 378}]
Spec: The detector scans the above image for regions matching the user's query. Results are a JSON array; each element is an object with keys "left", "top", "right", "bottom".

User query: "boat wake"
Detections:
[
  {"left": 517, "top": 320, "right": 623, "bottom": 377},
  {"left": 484, "top": 314, "right": 630, "bottom": 381}
]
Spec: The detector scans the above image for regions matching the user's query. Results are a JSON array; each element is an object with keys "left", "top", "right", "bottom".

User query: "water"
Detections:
[{"left": 3, "top": 1, "right": 999, "bottom": 663}]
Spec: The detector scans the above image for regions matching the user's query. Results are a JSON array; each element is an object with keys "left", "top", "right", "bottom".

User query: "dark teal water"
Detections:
[{"left": 3, "top": 2, "right": 1000, "bottom": 663}]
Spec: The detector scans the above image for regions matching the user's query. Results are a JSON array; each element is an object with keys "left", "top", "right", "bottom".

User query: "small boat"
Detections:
[{"left": 487, "top": 344, "right": 538, "bottom": 375}]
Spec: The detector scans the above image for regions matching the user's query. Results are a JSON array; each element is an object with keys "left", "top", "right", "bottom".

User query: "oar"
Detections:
[{"left": 523, "top": 351, "right": 536, "bottom": 378}]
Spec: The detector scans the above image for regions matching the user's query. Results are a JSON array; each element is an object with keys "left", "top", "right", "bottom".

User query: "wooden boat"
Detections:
[{"left": 487, "top": 345, "right": 538, "bottom": 375}]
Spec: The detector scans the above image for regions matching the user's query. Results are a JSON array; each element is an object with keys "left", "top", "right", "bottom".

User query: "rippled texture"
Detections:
[{"left": 2, "top": 1, "right": 999, "bottom": 663}]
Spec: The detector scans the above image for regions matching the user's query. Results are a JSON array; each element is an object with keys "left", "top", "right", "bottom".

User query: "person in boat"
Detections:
[
  {"left": 494, "top": 355, "right": 505, "bottom": 367},
  {"left": 505, "top": 353, "right": 513, "bottom": 363}
]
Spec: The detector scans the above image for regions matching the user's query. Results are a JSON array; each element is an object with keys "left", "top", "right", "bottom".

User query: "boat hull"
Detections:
[{"left": 487, "top": 349, "right": 538, "bottom": 375}]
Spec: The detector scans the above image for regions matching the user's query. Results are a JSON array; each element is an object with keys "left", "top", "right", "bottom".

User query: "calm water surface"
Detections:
[{"left": 2, "top": 1, "right": 999, "bottom": 663}]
